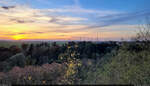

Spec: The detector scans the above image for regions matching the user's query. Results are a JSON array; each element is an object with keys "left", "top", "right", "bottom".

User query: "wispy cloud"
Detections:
[
  {"left": 92, "top": 9, "right": 150, "bottom": 27},
  {"left": 0, "top": 5, "right": 87, "bottom": 24},
  {"left": 1, "top": 6, "right": 15, "bottom": 9},
  {"left": 0, "top": 0, "right": 147, "bottom": 40}
]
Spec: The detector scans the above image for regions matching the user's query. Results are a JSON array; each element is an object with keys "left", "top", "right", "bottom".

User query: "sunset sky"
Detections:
[{"left": 0, "top": 0, "right": 150, "bottom": 41}]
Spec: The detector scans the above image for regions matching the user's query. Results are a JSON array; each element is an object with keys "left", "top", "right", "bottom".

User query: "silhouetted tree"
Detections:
[{"left": 9, "top": 45, "right": 21, "bottom": 55}]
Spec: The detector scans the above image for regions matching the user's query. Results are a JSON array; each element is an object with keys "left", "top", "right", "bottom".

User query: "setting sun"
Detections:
[
  {"left": 0, "top": 0, "right": 147, "bottom": 41},
  {"left": 12, "top": 35, "right": 25, "bottom": 40}
]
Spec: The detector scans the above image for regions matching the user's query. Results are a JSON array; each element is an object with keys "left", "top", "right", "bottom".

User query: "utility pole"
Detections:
[
  {"left": 97, "top": 32, "right": 98, "bottom": 42},
  {"left": 99, "top": 31, "right": 100, "bottom": 42},
  {"left": 80, "top": 37, "right": 81, "bottom": 41}
]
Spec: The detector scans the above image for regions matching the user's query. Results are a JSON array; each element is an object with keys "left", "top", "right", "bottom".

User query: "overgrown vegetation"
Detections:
[{"left": 0, "top": 23, "right": 150, "bottom": 85}]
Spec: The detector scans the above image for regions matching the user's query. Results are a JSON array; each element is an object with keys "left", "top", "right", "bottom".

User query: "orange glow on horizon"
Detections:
[
  {"left": 0, "top": 23, "right": 131, "bottom": 41},
  {"left": 12, "top": 35, "right": 25, "bottom": 40}
]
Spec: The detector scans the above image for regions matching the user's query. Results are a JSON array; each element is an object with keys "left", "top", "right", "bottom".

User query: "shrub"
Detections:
[
  {"left": 80, "top": 44, "right": 150, "bottom": 85},
  {"left": 0, "top": 62, "right": 67, "bottom": 85}
]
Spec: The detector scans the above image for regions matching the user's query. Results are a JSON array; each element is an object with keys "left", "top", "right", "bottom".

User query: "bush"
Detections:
[
  {"left": 80, "top": 44, "right": 150, "bottom": 85},
  {"left": 0, "top": 62, "right": 67, "bottom": 85},
  {"left": 1, "top": 53, "right": 26, "bottom": 72}
]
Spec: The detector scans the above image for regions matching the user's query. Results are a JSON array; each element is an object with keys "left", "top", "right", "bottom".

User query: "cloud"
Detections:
[
  {"left": 90, "top": 9, "right": 150, "bottom": 28},
  {"left": 1, "top": 6, "right": 15, "bottom": 10},
  {"left": 0, "top": 0, "right": 19, "bottom": 6},
  {"left": 46, "top": 6, "right": 119, "bottom": 16},
  {"left": 17, "top": 31, "right": 46, "bottom": 35},
  {"left": 0, "top": 5, "right": 87, "bottom": 25},
  {"left": 10, "top": 18, "right": 35, "bottom": 23},
  {"left": 0, "top": 0, "right": 146, "bottom": 40}
]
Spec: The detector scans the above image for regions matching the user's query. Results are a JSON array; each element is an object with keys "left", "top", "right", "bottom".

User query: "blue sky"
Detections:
[
  {"left": 26, "top": 0, "right": 150, "bottom": 12},
  {"left": 17, "top": 0, "right": 150, "bottom": 24},
  {"left": 0, "top": 0, "right": 149, "bottom": 41}
]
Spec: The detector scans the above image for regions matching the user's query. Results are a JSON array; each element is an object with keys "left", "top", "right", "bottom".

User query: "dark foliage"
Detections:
[{"left": 0, "top": 41, "right": 149, "bottom": 85}]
